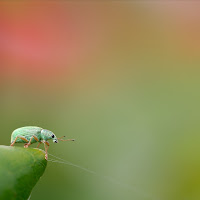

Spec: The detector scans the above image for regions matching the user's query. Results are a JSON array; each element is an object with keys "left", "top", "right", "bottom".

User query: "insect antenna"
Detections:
[
  {"left": 57, "top": 136, "right": 65, "bottom": 139},
  {"left": 57, "top": 136, "right": 75, "bottom": 142}
]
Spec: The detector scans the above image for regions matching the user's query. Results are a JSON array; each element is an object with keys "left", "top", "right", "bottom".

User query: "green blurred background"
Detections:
[{"left": 1, "top": 2, "right": 200, "bottom": 200}]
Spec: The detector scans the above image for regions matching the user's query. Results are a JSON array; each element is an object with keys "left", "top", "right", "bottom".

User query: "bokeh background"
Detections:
[{"left": 1, "top": 2, "right": 200, "bottom": 200}]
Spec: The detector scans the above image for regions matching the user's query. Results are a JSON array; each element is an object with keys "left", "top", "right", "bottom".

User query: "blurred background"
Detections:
[{"left": 0, "top": 1, "right": 200, "bottom": 200}]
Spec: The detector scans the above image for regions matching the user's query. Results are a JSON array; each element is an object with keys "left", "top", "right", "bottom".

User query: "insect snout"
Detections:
[{"left": 53, "top": 139, "right": 58, "bottom": 143}]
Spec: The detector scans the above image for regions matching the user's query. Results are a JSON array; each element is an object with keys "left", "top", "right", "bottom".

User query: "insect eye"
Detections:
[{"left": 52, "top": 134, "right": 55, "bottom": 138}]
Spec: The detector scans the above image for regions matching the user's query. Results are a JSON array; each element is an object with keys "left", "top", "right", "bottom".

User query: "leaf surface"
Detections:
[{"left": 0, "top": 145, "right": 47, "bottom": 200}]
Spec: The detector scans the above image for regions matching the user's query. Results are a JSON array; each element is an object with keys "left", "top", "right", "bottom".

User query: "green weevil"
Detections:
[{"left": 10, "top": 126, "right": 75, "bottom": 160}]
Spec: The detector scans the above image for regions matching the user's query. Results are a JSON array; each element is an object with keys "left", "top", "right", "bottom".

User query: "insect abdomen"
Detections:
[{"left": 11, "top": 126, "right": 42, "bottom": 143}]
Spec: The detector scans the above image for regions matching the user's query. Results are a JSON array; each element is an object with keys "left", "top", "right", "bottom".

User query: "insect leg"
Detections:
[
  {"left": 24, "top": 143, "right": 28, "bottom": 148},
  {"left": 24, "top": 136, "right": 33, "bottom": 148},
  {"left": 36, "top": 142, "right": 42, "bottom": 148},
  {"left": 58, "top": 138, "right": 75, "bottom": 141},
  {"left": 10, "top": 136, "right": 29, "bottom": 146},
  {"left": 24, "top": 135, "right": 39, "bottom": 148},
  {"left": 43, "top": 141, "right": 50, "bottom": 160}
]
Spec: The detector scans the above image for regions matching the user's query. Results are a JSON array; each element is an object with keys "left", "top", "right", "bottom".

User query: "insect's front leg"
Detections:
[{"left": 43, "top": 141, "right": 50, "bottom": 160}]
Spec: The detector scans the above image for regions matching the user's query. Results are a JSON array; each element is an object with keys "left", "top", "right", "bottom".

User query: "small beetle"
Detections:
[{"left": 10, "top": 126, "right": 75, "bottom": 160}]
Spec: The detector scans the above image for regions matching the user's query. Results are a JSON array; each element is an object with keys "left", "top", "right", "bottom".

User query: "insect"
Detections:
[{"left": 10, "top": 126, "right": 75, "bottom": 160}]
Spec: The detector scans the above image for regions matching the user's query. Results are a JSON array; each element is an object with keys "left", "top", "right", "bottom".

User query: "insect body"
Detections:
[{"left": 10, "top": 126, "right": 75, "bottom": 160}]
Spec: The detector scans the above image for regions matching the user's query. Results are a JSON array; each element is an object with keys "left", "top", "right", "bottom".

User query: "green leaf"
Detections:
[{"left": 0, "top": 145, "right": 47, "bottom": 200}]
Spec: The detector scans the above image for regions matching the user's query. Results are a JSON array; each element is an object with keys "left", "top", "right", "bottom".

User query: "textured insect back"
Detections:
[{"left": 10, "top": 126, "right": 43, "bottom": 146}]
